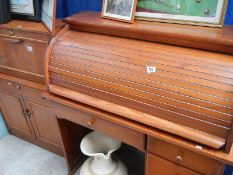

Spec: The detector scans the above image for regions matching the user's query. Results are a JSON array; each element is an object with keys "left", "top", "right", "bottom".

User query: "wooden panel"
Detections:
[
  {"left": 13, "top": 30, "right": 50, "bottom": 41},
  {"left": 42, "top": 91, "right": 233, "bottom": 165},
  {"left": 0, "top": 74, "right": 63, "bottom": 155},
  {"left": 147, "top": 137, "right": 223, "bottom": 175},
  {"left": 0, "top": 35, "right": 47, "bottom": 82},
  {"left": 0, "top": 76, "right": 49, "bottom": 107},
  {"left": 0, "top": 28, "right": 13, "bottom": 36},
  {"left": 146, "top": 153, "right": 201, "bottom": 175},
  {"left": 26, "top": 101, "right": 62, "bottom": 147},
  {"left": 47, "top": 30, "right": 233, "bottom": 142},
  {"left": 52, "top": 101, "right": 145, "bottom": 151},
  {"left": 0, "top": 91, "right": 33, "bottom": 138},
  {"left": 0, "top": 20, "right": 50, "bottom": 41},
  {"left": 57, "top": 119, "right": 89, "bottom": 175},
  {"left": 64, "top": 12, "right": 233, "bottom": 54}
]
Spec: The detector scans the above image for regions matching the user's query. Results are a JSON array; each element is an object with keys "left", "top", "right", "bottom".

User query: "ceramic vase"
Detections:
[{"left": 80, "top": 131, "right": 128, "bottom": 175}]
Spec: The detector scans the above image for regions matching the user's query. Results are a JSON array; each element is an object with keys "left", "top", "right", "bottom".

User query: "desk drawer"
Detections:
[
  {"left": 0, "top": 36, "right": 47, "bottom": 82},
  {"left": 0, "top": 78, "right": 20, "bottom": 94},
  {"left": 0, "top": 28, "right": 50, "bottom": 41},
  {"left": 54, "top": 102, "right": 146, "bottom": 151},
  {"left": 0, "top": 28, "right": 14, "bottom": 36},
  {"left": 146, "top": 153, "right": 201, "bottom": 175},
  {"left": 0, "top": 77, "right": 49, "bottom": 107},
  {"left": 147, "top": 136, "right": 223, "bottom": 174}
]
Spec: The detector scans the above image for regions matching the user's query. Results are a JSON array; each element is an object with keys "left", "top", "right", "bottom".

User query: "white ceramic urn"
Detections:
[{"left": 80, "top": 131, "right": 128, "bottom": 175}]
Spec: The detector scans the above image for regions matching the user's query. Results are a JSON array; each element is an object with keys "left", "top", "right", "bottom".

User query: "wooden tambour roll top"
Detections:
[{"left": 45, "top": 13, "right": 233, "bottom": 150}]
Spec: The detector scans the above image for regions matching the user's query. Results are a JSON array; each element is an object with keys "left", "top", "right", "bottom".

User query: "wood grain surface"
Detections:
[
  {"left": 46, "top": 29, "right": 233, "bottom": 141},
  {"left": 63, "top": 12, "right": 233, "bottom": 54}
]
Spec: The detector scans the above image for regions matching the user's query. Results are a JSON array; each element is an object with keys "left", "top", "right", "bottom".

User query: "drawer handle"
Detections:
[
  {"left": 175, "top": 155, "right": 183, "bottom": 163},
  {"left": 3, "top": 37, "right": 23, "bottom": 44}
]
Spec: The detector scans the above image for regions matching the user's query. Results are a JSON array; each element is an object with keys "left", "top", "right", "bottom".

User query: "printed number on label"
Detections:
[
  {"left": 27, "top": 46, "right": 33, "bottom": 52},
  {"left": 147, "top": 66, "right": 156, "bottom": 74}
]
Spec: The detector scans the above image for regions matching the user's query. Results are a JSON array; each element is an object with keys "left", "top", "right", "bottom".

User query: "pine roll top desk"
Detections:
[{"left": 43, "top": 12, "right": 233, "bottom": 175}]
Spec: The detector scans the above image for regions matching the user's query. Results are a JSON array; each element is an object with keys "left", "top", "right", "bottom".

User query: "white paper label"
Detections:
[
  {"left": 146, "top": 66, "right": 156, "bottom": 74},
  {"left": 27, "top": 46, "right": 33, "bottom": 52},
  {"left": 195, "top": 145, "right": 203, "bottom": 150}
]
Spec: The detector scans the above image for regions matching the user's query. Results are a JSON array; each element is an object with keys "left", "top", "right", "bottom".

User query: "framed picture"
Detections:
[
  {"left": 136, "top": 0, "right": 228, "bottom": 27},
  {"left": 102, "top": 0, "right": 138, "bottom": 23},
  {"left": 10, "top": 0, "right": 42, "bottom": 21},
  {"left": 41, "top": 0, "right": 56, "bottom": 33}
]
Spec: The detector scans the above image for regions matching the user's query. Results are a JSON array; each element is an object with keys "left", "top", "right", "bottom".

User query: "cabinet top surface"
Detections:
[
  {"left": 64, "top": 12, "right": 233, "bottom": 54},
  {"left": 0, "top": 20, "right": 49, "bottom": 34},
  {"left": 65, "top": 12, "right": 233, "bottom": 44}
]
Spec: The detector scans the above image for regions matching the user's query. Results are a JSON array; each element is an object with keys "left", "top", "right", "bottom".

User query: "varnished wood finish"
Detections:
[
  {"left": 0, "top": 20, "right": 50, "bottom": 41},
  {"left": 64, "top": 12, "right": 233, "bottom": 54},
  {"left": 0, "top": 73, "right": 63, "bottom": 155},
  {"left": 44, "top": 25, "right": 70, "bottom": 89},
  {"left": 57, "top": 119, "right": 90, "bottom": 175},
  {"left": 49, "top": 85, "right": 226, "bottom": 149},
  {"left": 0, "top": 36, "right": 47, "bottom": 82},
  {"left": 146, "top": 153, "right": 202, "bottom": 175},
  {"left": 0, "top": 20, "right": 51, "bottom": 83},
  {"left": 46, "top": 28, "right": 233, "bottom": 148},
  {"left": 0, "top": 73, "right": 50, "bottom": 106},
  {"left": 42, "top": 92, "right": 233, "bottom": 165},
  {"left": 147, "top": 137, "right": 223, "bottom": 174},
  {"left": 0, "top": 91, "right": 34, "bottom": 139},
  {"left": 50, "top": 97, "right": 146, "bottom": 151},
  {"left": 25, "top": 100, "right": 62, "bottom": 149}
]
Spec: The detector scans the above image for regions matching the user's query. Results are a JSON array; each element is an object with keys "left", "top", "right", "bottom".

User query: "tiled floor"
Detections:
[{"left": 0, "top": 135, "right": 79, "bottom": 175}]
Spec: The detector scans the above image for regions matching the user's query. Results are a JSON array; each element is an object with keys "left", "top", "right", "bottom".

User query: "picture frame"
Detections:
[
  {"left": 41, "top": 0, "right": 56, "bottom": 33},
  {"left": 102, "top": 0, "right": 138, "bottom": 23},
  {"left": 10, "top": 0, "right": 42, "bottom": 22},
  {"left": 135, "top": 0, "right": 228, "bottom": 27}
]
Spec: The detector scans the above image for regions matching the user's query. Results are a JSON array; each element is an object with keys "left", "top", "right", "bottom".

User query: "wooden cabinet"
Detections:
[
  {"left": 0, "top": 91, "right": 34, "bottom": 140},
  {"left": 0, "top": 74, "right": 63, "bottom": 155}
]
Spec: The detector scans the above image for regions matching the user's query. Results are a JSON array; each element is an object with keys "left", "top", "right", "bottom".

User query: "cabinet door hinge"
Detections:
[{"left": 23, "top": 109, "right": 31, "bottom": 118}]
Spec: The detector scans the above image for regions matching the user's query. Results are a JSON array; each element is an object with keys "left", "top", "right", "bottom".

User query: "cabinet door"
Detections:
[
  {"left": 0, "top": 91, "right": 33, "bottom": 138},
  {"left": 146, "top": 153, "right": 201, "bottom": 175},
  {"left": 25, "top": 101, "right": 62, "bottom": 148}
]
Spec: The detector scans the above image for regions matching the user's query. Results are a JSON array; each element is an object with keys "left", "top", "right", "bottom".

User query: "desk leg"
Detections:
[{"left": 57, "top": 118, "right": 90, "bottom": 175}]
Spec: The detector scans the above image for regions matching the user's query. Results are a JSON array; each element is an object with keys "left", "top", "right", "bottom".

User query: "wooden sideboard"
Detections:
[{"left": 1, "top": 12, "right": 233, "bottom": 175}]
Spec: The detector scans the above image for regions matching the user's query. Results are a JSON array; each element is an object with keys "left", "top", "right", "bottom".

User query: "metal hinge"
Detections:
[{"left": 23, "top": 109, "right": 31, "bottom": 118}]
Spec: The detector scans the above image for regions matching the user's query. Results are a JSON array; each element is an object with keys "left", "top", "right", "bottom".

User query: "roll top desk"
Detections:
[{"left": 41, "top": 12, "right": 233, "bottom": 175}]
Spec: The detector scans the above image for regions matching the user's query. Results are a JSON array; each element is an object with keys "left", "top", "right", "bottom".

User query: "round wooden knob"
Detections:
[{"left": 175, "top": 155, "right": 183, "bottom": 163}]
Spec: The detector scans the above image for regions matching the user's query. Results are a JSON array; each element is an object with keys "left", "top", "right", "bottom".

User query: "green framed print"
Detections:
[{"left": 136, "top": 0, "right": 228, "bottom": 27}]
